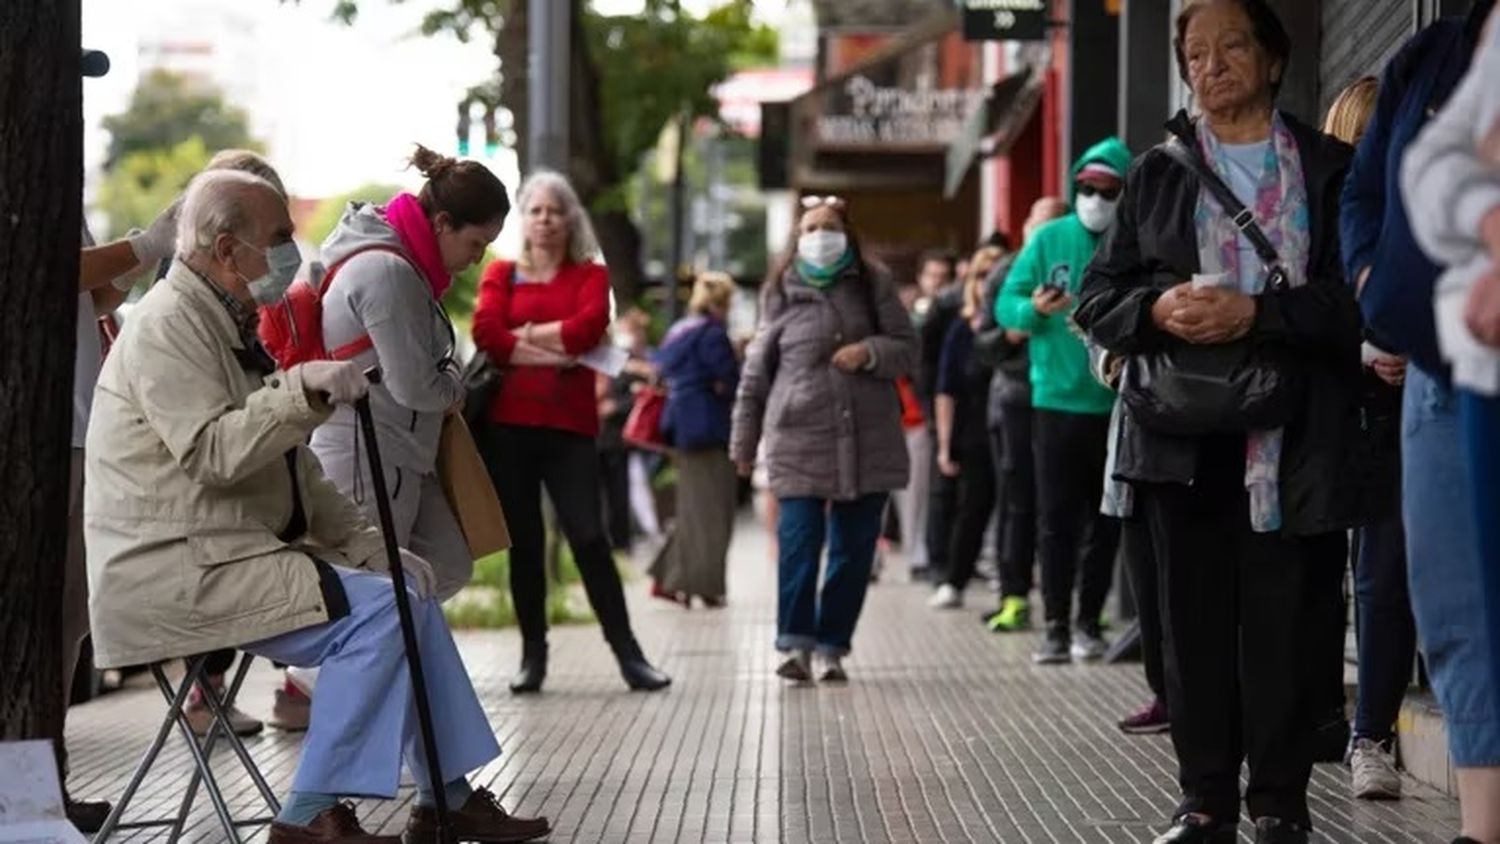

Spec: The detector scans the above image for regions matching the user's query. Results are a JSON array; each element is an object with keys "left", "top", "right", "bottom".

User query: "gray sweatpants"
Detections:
[{"left": 313, "top": 446, "right": 474, "bottom": 602}]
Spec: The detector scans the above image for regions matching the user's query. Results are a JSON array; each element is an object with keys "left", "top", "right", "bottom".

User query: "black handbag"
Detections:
[
  {"left": 460, "top": 264, "right": 515, "bottom": 432},
  {"left": 1120, "top": 128, "right": 1303, "bottom": 436}
]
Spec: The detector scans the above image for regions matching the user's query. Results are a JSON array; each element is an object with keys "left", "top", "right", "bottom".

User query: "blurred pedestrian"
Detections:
[
  {"left": 731, "top": 196, "right": 917, "bottom": 683},
  {"left": 928, "top": 244, "right": 1006, "bottom": 609},
  {"left": 648, "top": 272, "right": 741, "bottom": 607},
  {"left": 1321, "top": 76, "right": 1416, "bottom": 797},
  {"left": 1077, "top": 2, "right": 1361, "bottom": 840},
  {"left": 980, "top": 197, "right": 1065, "bottom": 633},
  {"left": 997, "top": 136, "right": 1132, "bottom": 666},
  {"left": 471, "top": 170, "right": 670, "bottom": 694},
  {"left": 909, "top": 250, "right": 958, "bottom": 582},
  {"left": 1403, "top": 5, "right": 1500, "bottom": 839},
  {"left": 1345, "top": 0, "right": 1500, "bottom": 837}
]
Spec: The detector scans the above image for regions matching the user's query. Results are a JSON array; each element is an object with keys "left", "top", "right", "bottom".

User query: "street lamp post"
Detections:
[{"left": 527, "top": 0, "right": 571, "bottom": 173}]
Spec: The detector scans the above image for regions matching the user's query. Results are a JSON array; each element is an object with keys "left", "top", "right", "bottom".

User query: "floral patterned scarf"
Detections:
[{"left": 1191, "top": 113, "right": 1311, "bottom": 533}]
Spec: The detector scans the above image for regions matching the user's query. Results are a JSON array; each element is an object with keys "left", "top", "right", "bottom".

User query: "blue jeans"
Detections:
[
  {"left": 1460, "top": 390, "right": 1500, "bottom": 687},
  {"left": 1403, "top": 368, "right": 1500, "bottom": 766},
  {"left": 1352, "top": 518, "right": 1416, "bottom": 743},
  {"left": 776, "top": 494, "right": 887, "bottom": 657}
]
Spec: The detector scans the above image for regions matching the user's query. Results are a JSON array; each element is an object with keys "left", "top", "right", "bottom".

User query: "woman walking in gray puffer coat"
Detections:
[{"left": 731, "top": 196, "right": 918, "bottom": 683}]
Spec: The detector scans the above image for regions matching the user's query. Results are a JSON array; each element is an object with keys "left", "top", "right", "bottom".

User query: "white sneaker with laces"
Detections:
[
  {"left": 1350, "top": 737, "right": 1402, "bottom": 800},
  {"left": 927, "top": 583, "right": 963, "bottom": 609}
]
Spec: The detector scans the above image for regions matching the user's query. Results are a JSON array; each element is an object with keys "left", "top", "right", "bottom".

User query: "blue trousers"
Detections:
[
  {"left": 776, "top": 494, "right": 887, "bottom": 657},
  {"left": 1403, "top": 368, "right": 1500, "bottom": 766},
  {"left": 1351, "top": 517, "right": 1416, "bottom": 743},
  {"left": 245, "top": 567, "right": 500, "bottom": 796},
  {"left": 1460, "top": 389, "right": 1500, "bottom": 689}
]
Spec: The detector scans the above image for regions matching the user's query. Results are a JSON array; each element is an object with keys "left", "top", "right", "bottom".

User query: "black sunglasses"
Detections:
[{"left": 1076, "top": 183, "right": 1122, "bottom": 201}]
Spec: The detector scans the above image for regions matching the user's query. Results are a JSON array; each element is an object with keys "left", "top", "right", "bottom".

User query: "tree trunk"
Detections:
[
  {"left": 0, "top": 0, "right": 83, "bottom": 747},
  {"left": 496, "top": 0, "right": 646, "bottom": 303}
]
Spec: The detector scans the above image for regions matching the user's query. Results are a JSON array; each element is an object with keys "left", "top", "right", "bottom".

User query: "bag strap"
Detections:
[
  {"left": 320, "top": 244, "right": 420, "bottom": 361},
  {"left": 1161, "top": 113, "right": 1290, "bottom": 289}
]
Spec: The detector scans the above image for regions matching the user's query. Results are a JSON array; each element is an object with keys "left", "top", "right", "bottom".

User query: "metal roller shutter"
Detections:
[{"left": 1320, "top": 0, "right": 1414, "bottom": 114}]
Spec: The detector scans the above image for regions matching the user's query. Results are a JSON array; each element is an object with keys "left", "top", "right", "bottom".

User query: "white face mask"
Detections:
[
  {"left": 797, "top": 230, "right": 848, "bottom": 269},
  {"left": 1075, "top": 194, "right": 1119, "bottom": 234},
  {"left": 236, "top": 239, "right": 303, "bottom": 306}
]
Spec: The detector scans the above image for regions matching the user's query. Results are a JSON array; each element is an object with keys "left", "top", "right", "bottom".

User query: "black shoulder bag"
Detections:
[
  {"left": 461, "top": 264, "right": 515, "bottom": 432},
  {"left": 1119, "top": 134, "right": 1304, "bottom": 436}
]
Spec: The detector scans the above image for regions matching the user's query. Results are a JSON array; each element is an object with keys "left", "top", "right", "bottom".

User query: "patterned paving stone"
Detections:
[{"left": 69, "top": 517, "right": 1461, "bottom": 842}]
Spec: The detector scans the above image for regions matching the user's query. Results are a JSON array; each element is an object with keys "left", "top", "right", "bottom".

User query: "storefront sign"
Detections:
[
  {"left": 962, "top": 0, "right": 1049, "bottom": 42},
  {"left": 816, "top": 74, "right": 986, "bottom": 148}
]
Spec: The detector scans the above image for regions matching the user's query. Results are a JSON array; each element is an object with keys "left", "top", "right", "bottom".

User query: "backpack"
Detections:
[{"left": 258, "top": 245, "right": 416, "bottom": 369}]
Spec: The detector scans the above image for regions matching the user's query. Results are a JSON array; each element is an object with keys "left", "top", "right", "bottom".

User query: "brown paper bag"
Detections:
[{"left": 437, "top": 413, "right": 511, "bottom": 559}]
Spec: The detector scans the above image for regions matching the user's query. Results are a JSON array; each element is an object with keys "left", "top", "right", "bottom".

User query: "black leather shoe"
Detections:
[
  {"left": 65, "top": 797, "right": 112, "bottom": 833},
  {"left": 508, "top": 641, "right": 547, "bottom": 694},
  {"left": 1153, "top": 815, "right": 1237, "bottom": 844},
  {"left": 612, "top": 639, "right": 671, "bottom": 691},
  {"left": 1254, "top": 817, "right": 1310, "bottom": 844}
]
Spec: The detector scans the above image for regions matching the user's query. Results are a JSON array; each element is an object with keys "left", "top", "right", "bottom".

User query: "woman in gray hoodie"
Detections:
[{"left": 309, "top": 146, "right": 509, "bottom": 602}]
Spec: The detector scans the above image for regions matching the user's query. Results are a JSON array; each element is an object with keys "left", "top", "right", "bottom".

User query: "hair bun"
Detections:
[{"left": 409, "top": 144, "right": 458, "bottom": 181}]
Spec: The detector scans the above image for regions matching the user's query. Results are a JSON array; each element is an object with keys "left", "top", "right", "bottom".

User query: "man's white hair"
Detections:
[
  {"left": 176, "top": 169, "right": 281, "bottom": 260},
  {"left": 517, "top": 169, "right": 601, "bottom": 266}
]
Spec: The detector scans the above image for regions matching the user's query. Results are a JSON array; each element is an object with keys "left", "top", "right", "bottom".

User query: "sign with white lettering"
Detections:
[
  {"left": 962, "top": 0, "right": 1049, "bottom": 42},
  {"left": 816, "top": 74, "right": 986, "bottom": 149}
]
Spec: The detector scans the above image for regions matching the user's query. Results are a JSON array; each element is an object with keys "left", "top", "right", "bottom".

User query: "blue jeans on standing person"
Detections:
[
  {"left": 776, "top": 494, "right": 888, "bottom": 657},
  {"left": 1460, "top": 390, "right": 1500, "bottom": 686},
  {"left": 1352, "top": 518, "right": 1417, "bottom": 744},
  {"left": 1403, "top": 367, "right": 1500, "bottom": 766}
]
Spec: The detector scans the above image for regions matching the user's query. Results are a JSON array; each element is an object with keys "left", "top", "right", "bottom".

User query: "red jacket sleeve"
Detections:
[
  {"left": 472, "top": 261, "right": 517, "bottom": 363},
  {"left": 559, "top": 263, "right": 611, "bottom": 355}
]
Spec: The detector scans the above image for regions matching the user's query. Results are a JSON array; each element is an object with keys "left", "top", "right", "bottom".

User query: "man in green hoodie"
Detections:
[{"left": 997, "top": 136, "right": 1133, "bottom": 666}]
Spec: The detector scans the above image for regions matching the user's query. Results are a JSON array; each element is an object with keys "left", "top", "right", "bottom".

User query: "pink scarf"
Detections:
[{"left": 383, "top": 192, "right": 451, "bottom": 299}]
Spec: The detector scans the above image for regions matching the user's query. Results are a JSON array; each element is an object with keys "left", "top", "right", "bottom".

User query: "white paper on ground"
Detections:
[
  {"left": 0, "top": 740, "right": 86, "bottom": 844},
  {"left": 579, "top": 344, "right": 630, "bottom": 378}
]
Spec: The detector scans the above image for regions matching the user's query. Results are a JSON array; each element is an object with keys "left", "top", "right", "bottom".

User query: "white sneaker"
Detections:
[
  {"left": 1350, "top": 738, "right": 1402, "bottom": 800},
  {"left": 285, "top": 666, "right": 319, "bottom": 698},
  {"left": 1070, "top": 631, "right": 1108, "bottom": 661},
  {"left": 816, "top": 654, "right": 848, "bottom": 683},
  {"left": 927, "top": 583, "right": 963, "bottom": 609}
]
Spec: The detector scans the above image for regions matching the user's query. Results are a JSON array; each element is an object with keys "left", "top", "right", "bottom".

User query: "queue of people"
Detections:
[{"left": 48, "top": 1, "right": 1500, "bottom": 840}]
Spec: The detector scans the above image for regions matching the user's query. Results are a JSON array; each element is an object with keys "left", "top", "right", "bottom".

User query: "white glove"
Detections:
[
  {"left": 296, "top": 361, "right": 369, "bottom": 405},
  {"left": 127, "top": 197, "right": 182, "bottom": 266},
  {"left": 397, "top": 549, "right": 437, "bottom": 599}
]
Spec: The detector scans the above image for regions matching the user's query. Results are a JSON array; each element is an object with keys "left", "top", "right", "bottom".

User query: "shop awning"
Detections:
[{"left": 943, "top": 64, "right": 1045, "bottom": 198}]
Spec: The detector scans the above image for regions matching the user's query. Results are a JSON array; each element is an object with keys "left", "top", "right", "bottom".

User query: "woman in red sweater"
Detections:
[{"left": 472, "top": 171, "right": 670, "bottom": 694}]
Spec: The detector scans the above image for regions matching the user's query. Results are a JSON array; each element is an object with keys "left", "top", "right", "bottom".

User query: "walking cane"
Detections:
[{"left": 354, "top": 367, "right": 456, "bottom": 844}]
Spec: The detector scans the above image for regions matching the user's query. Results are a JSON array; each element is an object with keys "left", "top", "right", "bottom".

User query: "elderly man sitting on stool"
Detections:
[{"left": 84, "top": 169, "right": 550, "bottom": 844}]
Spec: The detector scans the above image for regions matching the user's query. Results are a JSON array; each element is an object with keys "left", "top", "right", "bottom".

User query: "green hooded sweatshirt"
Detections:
[{"left": 996, "top": 136, "right": 1133, "bottom": 416}]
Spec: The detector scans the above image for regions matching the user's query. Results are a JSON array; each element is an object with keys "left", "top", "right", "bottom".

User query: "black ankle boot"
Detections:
[
  {"left": 611, "top": 639, "right": 670, "bottom": 691},
  {"left": 509, "top": 641, "right": 547, "bottom": 694}
]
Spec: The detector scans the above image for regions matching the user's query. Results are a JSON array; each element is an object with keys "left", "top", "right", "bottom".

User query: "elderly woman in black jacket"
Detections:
[{"left": 1073, "top": 2, "right": 1362, "bottom": 843}]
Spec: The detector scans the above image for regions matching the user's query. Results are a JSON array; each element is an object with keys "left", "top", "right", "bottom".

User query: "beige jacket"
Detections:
[{"left": 85, "top": 262, "right": 387, "bottom": 669}]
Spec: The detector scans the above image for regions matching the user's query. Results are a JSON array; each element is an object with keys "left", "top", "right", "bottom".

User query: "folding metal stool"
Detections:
[{"left": 93, "top": 653, "right": 280, "bottom": 843}]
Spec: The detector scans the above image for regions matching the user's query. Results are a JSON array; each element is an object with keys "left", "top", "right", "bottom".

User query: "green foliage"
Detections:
[
  {"left": 442, "top": 522, "right": 635, "bottom": 629},
  {"left": 585, "top": 0, "right": 776, "bottom": 185},
  {"left": 100, "top": 70, "right": 258, "bottom": 170},
  {"left": 96, "top": 136, "right": 214, "bottom": 242},
  {"left": 303, "top": 182, "right": 403, "bottom": 248}
]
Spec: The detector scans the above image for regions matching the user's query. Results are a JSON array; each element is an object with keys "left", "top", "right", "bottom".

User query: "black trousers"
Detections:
[
  {"left": 924, "top": 439, "right": 958, "bottom": 576},
  {"left": 598, "top": 446, "right": 632, "bottom": 551},
  {"left": 480, "top": 424, "right": 636, "bottom": 649},
  {"left": 943, "top": 436, "right": 998, "bottom": 589},
  {"left": 1141, "top": 437, "right": 1346, "bottom": 827},
  {"left": 990, "top": 402, "right": 1036, "bottom": 600},
  {"left": 1032, "top": 409, "right": 1118, "bottom": 631},
  {"left": 1120, "top": 516, "right": 1165, "bottom": 700}
]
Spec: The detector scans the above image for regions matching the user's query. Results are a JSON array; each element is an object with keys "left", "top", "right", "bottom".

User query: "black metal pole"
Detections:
[{"left": 354, "top": 367, "right": 455, "bottom": 844}]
